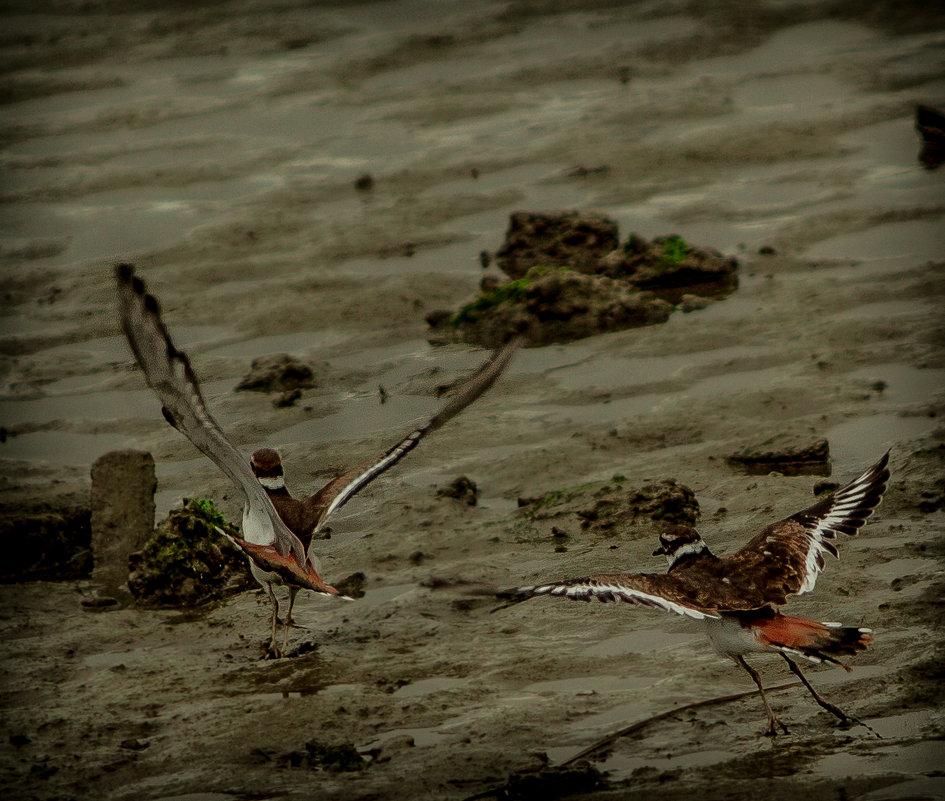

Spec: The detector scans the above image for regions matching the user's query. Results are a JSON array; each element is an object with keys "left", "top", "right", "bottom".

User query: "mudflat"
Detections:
[{"left": 1, "top": 2, "right": 944, "bottom": 800}]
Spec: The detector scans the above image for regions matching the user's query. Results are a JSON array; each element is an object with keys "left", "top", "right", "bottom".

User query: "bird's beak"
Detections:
[{"left": 652, "top": 545, "right": 666, "bottom": 556}]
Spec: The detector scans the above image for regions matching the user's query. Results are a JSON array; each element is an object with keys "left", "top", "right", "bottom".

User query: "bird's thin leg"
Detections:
[
  {"left": 265, "top": 582, "right": 281, "bottom": 658},
  {"left": 282, "top": 586, "right": 299, "bottom": 657},
  {"left": 734, "top": 655, "right": 788, "bottom": 736},
  {"left": 779, "top": 654, "right": 880, "bottom": 737},
  {"left": 779, "top": 654, "right": 849, "bottom": 721}
]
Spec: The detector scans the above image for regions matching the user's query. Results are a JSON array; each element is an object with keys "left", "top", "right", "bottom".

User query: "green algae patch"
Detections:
[
  {"left": 433, "top": 263, "right": 672, "bottom": 348},
  {"left": 128, "top": 498, "right": 253, "bottom": 608},
  {"left": 450, "top": 265, "right": 562, "bottom": 326}
]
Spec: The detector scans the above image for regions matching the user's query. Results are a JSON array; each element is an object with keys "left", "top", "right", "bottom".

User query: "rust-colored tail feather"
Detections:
[{"left": 756, "top": 614, "right": 873, "bottom": 670}]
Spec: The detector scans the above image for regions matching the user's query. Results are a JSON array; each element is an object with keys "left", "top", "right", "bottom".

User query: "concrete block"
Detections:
[{"left": 90, "top": 449, "right": 156, "bottom": 599}]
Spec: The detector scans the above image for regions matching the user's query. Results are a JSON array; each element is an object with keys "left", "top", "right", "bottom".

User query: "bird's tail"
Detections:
[{"left": 754, "top": 613, "right": 873, "bottom": 671}]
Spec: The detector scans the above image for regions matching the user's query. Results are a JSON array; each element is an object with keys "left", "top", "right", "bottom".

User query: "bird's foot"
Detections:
[
  {"left": 763, "top": 716, "right": 789, "bottom": 736},
  {"left": 262, "top": 639, "right": 285, "bottom": 660}
]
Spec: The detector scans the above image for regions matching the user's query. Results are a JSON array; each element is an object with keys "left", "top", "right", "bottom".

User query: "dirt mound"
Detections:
[
  {"left": 431, "top": 264, "right": 673, "bottom": 348},
  {"left": 127, "top": 499, "right": 254, "bottom": 607},
  {"left": 518, "top": 476, "right": 700, "bottom": 542},
  {"left": 429, "top": 215, "right": 737, "bottom": 347},
  {"left": 496, "top": 210, "right": 620, "bottom": 279},
  {"left": 235, "top": 354, "right": 316, "bottom": 393}
]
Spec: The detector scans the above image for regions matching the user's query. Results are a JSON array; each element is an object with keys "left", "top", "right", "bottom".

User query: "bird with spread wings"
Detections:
[{"left": 116, "top": 263, "right": 518, "bottom": 657}]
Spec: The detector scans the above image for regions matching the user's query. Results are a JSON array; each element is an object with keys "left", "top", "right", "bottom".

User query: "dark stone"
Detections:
[
  {"left": 916, "top": 104, "right": 945, "bottom": 170},
  {"left": 235, "top": 354, "right": 315, "bottom": 393},
  {"left": 0, "top": 503, "right": 92, "bottom": 583},
  {"left": 495, "top": 211, "right": 620, "bottom": 279},
  {"left": 127, "top": 499, "right": 254, "bottom": 608},
  {"left": 728, "top": 438, "right": 831, "bottom": 476},
  {"left": 354, "top": 173, "right": 374, "bottom": 190}
]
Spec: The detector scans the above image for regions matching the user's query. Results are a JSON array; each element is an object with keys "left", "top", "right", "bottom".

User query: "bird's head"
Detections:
[
  {"left": 652, "top": 523, "right": 708, "bottom": 569},
  {"left": 250, "top": 448, "right": 285, "bottom": 491}
]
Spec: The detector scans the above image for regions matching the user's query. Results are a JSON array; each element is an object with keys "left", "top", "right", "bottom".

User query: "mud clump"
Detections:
[
  {"left": 127, "top": 499, "right": 254, "bottom": 607},
  {"left": 434, "top": 265, "right": 672, "bottom": 348},
  {"left": 577, "top": 479, "right": 700, "bottom": 535},
  {"left": 496, "top": 211, "right": 619, "bottom": 279},
  {"left": 429, "top": 212, "right": 737, "bottom": 347},
  {"left": 435, "top": 475, "right": 479, "bottom": 506},
  {"left": 520, "top": 477, "right": 699, "bottom": 541},
  {"left": 235, "top": 354, "right": 315, "bottom": 393},
  {"left": 598, "top": 233, "right": 738, "bottom": 303},
  {"left": 728, "top": 437, "right": 830, "bottom": 475},
  {"left": 0, "top": 503, "right": 91, "bottom": 582}
]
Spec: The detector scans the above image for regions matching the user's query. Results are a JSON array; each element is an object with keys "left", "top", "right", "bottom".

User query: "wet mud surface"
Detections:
[{"left": 1, "top": 1, "right": 945, "bottom": 800}]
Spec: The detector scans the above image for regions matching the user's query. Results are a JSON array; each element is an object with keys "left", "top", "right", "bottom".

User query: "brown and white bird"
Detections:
[
  {"left": 245, "top": 338, "right": 519, "bottom": 653},
  {"left": 504, "top": 452, "right": 890, "bottom": 735},
  {"left": 116, "top": 264, "right": 517, "bottom": 657}
]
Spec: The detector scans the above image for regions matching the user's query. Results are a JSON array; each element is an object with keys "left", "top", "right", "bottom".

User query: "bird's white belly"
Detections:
[{"left": 703, "top": 616, "right": 769, "bottom": 658}]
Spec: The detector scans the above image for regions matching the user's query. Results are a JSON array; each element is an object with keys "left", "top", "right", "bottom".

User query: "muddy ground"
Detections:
[{"left": 1, "top": 1, "right": 945, "bottom": 800}]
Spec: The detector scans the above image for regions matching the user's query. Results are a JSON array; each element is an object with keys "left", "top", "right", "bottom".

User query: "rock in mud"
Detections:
[
  {"left": 235, "top": 354, "right": 315, "bottom": 393},
  {"left": 495, "top": 210, "right": 619, "bottom": 279},
  {"left": 0, "top": 502, "right": 91, "bottom": 582},
  {"left": 127, "top": 499, "right": 254, "bottom": 607},
  {"left": 727, "top": 438, "right": 830, "bottom": 475}
]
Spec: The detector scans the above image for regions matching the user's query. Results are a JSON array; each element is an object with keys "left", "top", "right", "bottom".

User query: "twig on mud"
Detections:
[{"left": 559, "top": 681, "right": 803, "bottom": 766}]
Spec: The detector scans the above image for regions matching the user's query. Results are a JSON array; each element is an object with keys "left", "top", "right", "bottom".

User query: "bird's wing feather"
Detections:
[
  {"left": 508, "top": 572, "right": 724, "bottom": 619},
  {"left": 727, "top": 451, "right": 890, "bottom": 601},
  {"left": 115, "top": 264, "right": 309, "bottom": 570},
  {"left": 307, "top": 337, "right": 520, "bottom": 540}
]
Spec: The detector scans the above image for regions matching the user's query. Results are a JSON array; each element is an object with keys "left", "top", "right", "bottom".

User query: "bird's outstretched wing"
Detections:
[
  {"left": 501, "top": 573, "right": 724, "bottom": 620},
  {"left": 306, "top": 336, "right": 520, "bottom": 540},
  {"left": 725, "top": 451, "right": 890, "bottom": 602},
  {"left": 115, "top": 263, "right": 314, "bottom": 578}
]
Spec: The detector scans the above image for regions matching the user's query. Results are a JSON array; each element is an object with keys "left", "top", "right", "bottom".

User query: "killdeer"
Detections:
[
  {"left": 246, "top": 339, "right": 518, "bottom": 652},
  {"left": 116, "top": 264, "right": 517, "bottom": 657},
  {"left": 503, "top": 452, "right": 890, "bottom": 735}
]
